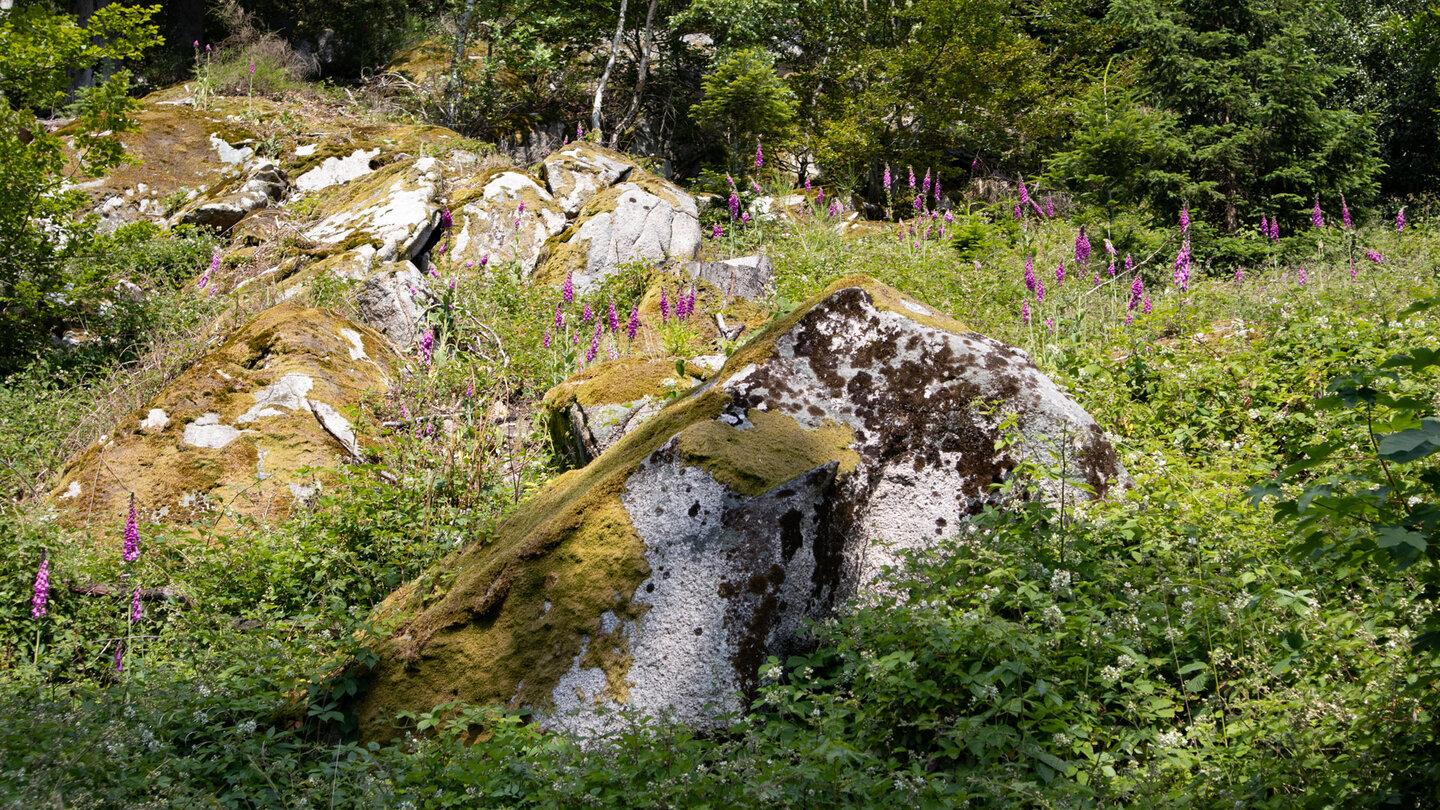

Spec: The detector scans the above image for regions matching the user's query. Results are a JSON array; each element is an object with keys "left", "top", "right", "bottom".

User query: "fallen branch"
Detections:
[{"left": 66, "top": 582, "right": 196, "bottom": 608}]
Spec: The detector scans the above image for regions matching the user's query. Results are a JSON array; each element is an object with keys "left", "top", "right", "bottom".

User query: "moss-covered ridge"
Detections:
[
  {"left": 354, "top": 276, "right": 918, "bottom": 736},
  {"left": 51, "top": 304, "right": 398, "bottom": 530}
]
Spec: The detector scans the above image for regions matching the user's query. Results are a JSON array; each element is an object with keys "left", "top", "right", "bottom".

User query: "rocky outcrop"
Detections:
[
  {"left": 52, "top": 304, "right": 399, "bottom": 527},
  {"left": 447, "top": 169, "right": 568, "bottom": 277},
  {"left": 356, "top": 261, "right": 431, "bottom": 347},
  {"left": 354, "top": 276, "right": 1123, "bottom": 739},
  {"left": 179, "top": 161, "right": 289, "bottom": 230},
  {"left": 304, "top": 156, "right": 445, "bottom": 264},
  {"left": 681, "top": 255, "right": 775, "bottom": 302},
  {"left": 539, "top": 142, "right": 636, "bottom": 217},
  {"left": 536, "top": 174, "right": 703, "bottom": 294}
]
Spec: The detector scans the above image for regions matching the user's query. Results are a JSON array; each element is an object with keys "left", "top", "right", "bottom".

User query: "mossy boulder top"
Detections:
[
  {"left": 51, "top": 304, "right": 398, "bottom": 529},
  {"left": 536, "top": 171, "right": 703, "bottom": 295},
  {"left": 353, "top": 276, "right": 1123, "bottom": 739},
  {"left": 446, "top": 168, "right": 569, "bottom": 277},
  {"left": 539, "top": 141, "right": 638, "bottom": 217},
  {"left": 302, "top": 156, "right": 446, "bottom": 265}
]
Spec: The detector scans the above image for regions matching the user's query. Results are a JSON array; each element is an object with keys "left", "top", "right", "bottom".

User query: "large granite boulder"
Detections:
[
  {"left": 353, "top": 276, "right": 1123, "bottom": 738},
  {"left": 447, "top": 169, "right": 568, "bottom": 277},
  {"left": 51, "top": 305, "right": 398, "bottom": 527},
  {"left": 356, "top": 261, "right": 432, "bottom": 348},
  {"left": 539, "top": 142, "right": 636, "bottom": 217},
  {"left": 178, "top": 160, "right": 289, "bottom": 230},
  {"left": 535, "top": 175, "right": 702, "bottom": 294},
  {"left": 681, "top": 255, "right": 775, "bottom": 302}
]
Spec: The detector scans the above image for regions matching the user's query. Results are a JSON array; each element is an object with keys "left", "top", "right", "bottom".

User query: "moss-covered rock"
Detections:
[
  {"left": 353, "top": 276, "right": 1124, "bottom": 739},
  {"left": 538, "top": 142, "right": 637, "bottom": 217},
  {"left": 302, "top": 156, "right": 445, "bottom": 264},
  {"left": 445, "top": 169, "right": 568, "bottom": 277},
  {"left": 51, "top": 304, "right": 399, "bottom": 528},
  {"left": 542, "top": 358, "right": 704, "bottom": 466},
  {"left": 534, "top": 172, "right": 702, "bottom": 294}
]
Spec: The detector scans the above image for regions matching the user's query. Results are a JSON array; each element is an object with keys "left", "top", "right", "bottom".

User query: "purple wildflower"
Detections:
[
  {"left": 627, "top": 304, "right": 640, "bottom": 339},
  {"left": 922, "top": 169, "right": 932, "bottom": 197},
  {"left": 419, "top": 328, "right": 435, "bottom": 365},
  {"left": 1269, "top": 217, "right": 1280, "bottom": 241},
  {"left": 248, "top": 58, "right": 254, "bottom": 75},
  {"left": 829, "top": 199, "right": 839, "bottom": 217},
  {"left": 933, "top": 177, "right": 941, "bottom": 205},
  {"left": 883, "top": 164, "right": 892, "bottom": 192},
  {"left": 587, "top": 323, "right": 600, "bottom": 362},
  {"left": 31, "top": 555, "right": 48, "bottom": 619},
  {"left": 908, "top": 166, "right": 916, "bottom": 190},
  {"left": 944, "top": 210, "right": 955, "bottom": 224},
  {"left": 1045, "top": 196, "right": 1054, "bottom": 219},
  {"left": 742, "top": 212, "right": 751, "bottom": 225},
  {"left": 712, "top": 223, "right": 723, "bottom": 238},
  {"left": 114, "top": 643, "right": 123, "bottom": 673},
  {"left": 583, "top": 303, "right": 593, "bottom": 323},
  {"left": 729, "top": 192, "right": 740, "bottom": 220},
  {"left": 1035, "top": 279, "right": 1046, "bottom": 303},
  {"left": 563, "top": 272, "right": 574, "bottom": 303},
  {"left": 1108, "top": 260, "right": 1116, "bottom": 277},
  {"left": 1341, "top": 195, "right": 1351, "bottom": 229},
  {"left": 1125, "top": 254, "right": 1134, "bottom": 272},
  {"left": 123, "top": 497, "right": 139, "bottom": 563},
  {"left": 400, "top": 403, "right": 409, "bottom": 420},
  {"left": 467, "top": 381, "right": 474, "bottom": 398},
  {"left": 1142, "top": 297, "right": 1152, "bottom": 314},
  {"left": 1236, "top": 267, "right": 1244, "bottom": 284},
  {"left": 1397, "top": 208, "right": 1406, "bottom": 233},
  {"left": 750, "top": 179, "right": 762, "bottom": 195},
  {"left": 479, "top": 255, "right": 489, "bottom": 267},
  {"left": 1180, "top": 203, "right": 1190, "bottom": 234},
  {"left": 607, "top": 340, "right": 618, "bottom": 361},
  {"left": 1365, "top": 250, "right": 1385, "bottom": 263},
  {"left": 439, "top": 208, "right": 453, "bottom": 231},
  {"left": 1350, "top": 257, "right": 1357, "bottom": 280},
  {"left": 1129, "top": 274, "right": 1144, "bottom": 310},
  {"left": 816, "top": 187, "right": 825, "bottom": 206},
  {"left": 1075, "top": 228, "right": 1091, "bottom": 266},
  {"left": 1260, "top": 215, "right": 1269, "bottom": 237},
  {"left": 608, "top": 300, "right": 619, "bottom": 332},
  {"left": 543, "top": 329, "right": 552, "bottom": 349},
  {"left": 130, "top": 588, "right": 141, "bottom": 624},
  {"left": 1024, "top": 256, "right": 1036, "bottom": 292},
  {"left": 578, "top": 123, "right": 584, "bottom": 140},
  {"left": 1312, "top": 198, "right": 1324, "bottom": 229},
  {"left": 1019, "top": 179, "right": 1030, "bottom": 206},
  {"left": 660, "top": 289, "right": 670, "bottom": 322},
  {"left": 554, "top": 303, "right": 564, "bottom": 330},
  {"left": 1298, "top": 266, "right": 1308, "bottom": 285},
  {"left": 1046, "top": 317, "right": 1054, "bottom": 333},
  {"left": 1055, "top": 260, "right": 1066, "bottom": 286},
  {"left": 1022, "top": 301, "right": 1031, "bottom": 324},
  {"left": 755, "top": 140, "right": 763, "bottom": 169},
  {"left": 913, "top": 194, "right": 923, "bottom": 213}
]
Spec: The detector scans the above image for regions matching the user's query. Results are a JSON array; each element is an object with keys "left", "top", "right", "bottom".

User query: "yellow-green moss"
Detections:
[
  {"left": 542, "top": 358, "right": 691, "bottom": 412},
  {"left": 676, "top": 409, "right": 858, "bottom": 497},
  {"left": 51, "top": 304, "right": 398, "bottom": 530}
]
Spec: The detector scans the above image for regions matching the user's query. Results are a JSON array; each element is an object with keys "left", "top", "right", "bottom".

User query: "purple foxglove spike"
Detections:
[{"left": 31, "top": 555, "right": 49, "bottom": 619}]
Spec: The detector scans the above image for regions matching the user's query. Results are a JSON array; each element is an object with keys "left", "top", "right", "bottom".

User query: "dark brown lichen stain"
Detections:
[{"left": 779, "top": 509, "right": 804, "bottom": 562}]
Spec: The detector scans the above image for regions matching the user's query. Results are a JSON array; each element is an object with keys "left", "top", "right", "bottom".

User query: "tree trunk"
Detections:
[
  {"left": 609, "top": 0, "right": 660, "bottom": 150},
  {"left": 591, "top": 0, "right": 629, "bottom": 140}
]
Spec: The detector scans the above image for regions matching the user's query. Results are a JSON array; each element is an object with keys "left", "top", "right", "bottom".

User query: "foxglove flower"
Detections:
[
  {"left": 726, "top": 173, "right": 735, "bottom": 188},
  {"left": 583, "top": 303, "right": 593, "bottom": 323},
  {"left": 1269, "top": 217, "right": 1280, "bottom": 240},
  {"left": 1104, "top": 238, "right": 1116, "bottom": 258},
  {"left": 1024, "top": 256, "right": 1036, "bottom": 292},
  {"left": 400, "top": 403, "right": 409, "bottom": 419},
  {"left": 944, "top": 210, "right": 954, "bottom": 224},
  {"left": 1397, "top": 207, "right": 1406, "bottom": 232},
  {"left": 755, "top": 140, "right": 763, "bottom": 169},
  {"left": 660, "top": 289, "right": 670, "bottom": 322},
  {"left": 742, "top": 212, "right": 751, "bottom": 225},
  {"left": 31, "top": 555, "right": 49, "bottom": 619},
  {"left": 1235, "top": 267, "right": 1244, "bottom": 284},
  {"left": 1045, "top": 196, "right": 1054, "bottom": 219},
  {"left": 883, "top": 164, "right": 892, "bottom": 192},
  {"left": 712, "top": 223, "right": 723, "bottom": 238},
  {"left": 804, "top": 177, "right": 812, "bottom": 193},
  {"left": 1341, "top": 195, "right": 1351, "bottom": 229},
  {"left": 1075, "top": 228, "right": 1091, "bottom": 266},
  {"left": 1180, "top": 203, "right": 1190, "bottom": 234},
  {"left": 1298, "top": 266, "right": 1307, "bottom": 285},
  {"left": 130, "top": 588, "right": 141, "bottom": 624},
  {"left": 1108, "top": 260, "right": 1116, "bottom": 277},
  {"left": 419, "top": 328, "right": 435, "bottom": 365},
  {"left": 1129, "top": 274, "right": 1144, "bottom": 310},
  {"left": 934, "top": 177, "right": 941, "bottom": 204},
  {"left": 543, "top": 329, "right": 552, "bottom": 349},
  {"left": 908, "top": 166, "right": 916, "bottom": 189},
  {"left": 123, "top": 497, "right": 140, "bottom": 563},
  {"left": 1013, "top": 203, "right": 1022, "bottom": 221},
  {"left": 1055, "top": 260, "right": 1065, "bottom": 286},
  {"left": 439, "top": 208, "right": 452, "bottom": 231},
  {"left": 1022, "top": 301, "right": 1030, "bottom": 323},
  {"left": 922, "top": 169, "right": 931, "bottom": 197},
  {"left": 1260, "top": 215, "right": 1268, "bottom": 236},
  {"left": 1046, "top": 317, "right": 1054, "bottom": 332},
  {"left": 1350, "top": 257, "right": 1357, "bottom": 280},
  {"left": 627, "top": 304, "right": 640, "bottom": 339},
  {"left": 1311, "top": 198, "right": 1323, "bottom": 229},
  {"left": 479, "top": 255, "right": 489, "bottom": 267},
  {"left": 1018, "top": 179, "right": 1030, "bottom": 206},
  {"left": 1124, "top": 254, "right": 1134, "bottom": 272},
  {"left": 816, "top": 186, "right": 825, "bottom": 206},
  {"left": 554, "top": 303, "right": 564, "bottom": 330},
  {"left": 913, "top": 194, "right": 923, "bottom": 213},
  {"left": 750, "top": 179, "right": 762, "bottom": 195},
  {"left": 729, "top": 193, "right": 740, "bottom": 220},
  {"left": 467, "top": 382, "right": 474, "bottom": 398},
  {"left": 1142, "top": 297, "right": 1152, "bottom": 314},
  {"left": 563, "top": 272, "right": 574, "bottom": 303},
  {"left": 607, "top": 340, "right": 618, "bottom": 361},
  {"left": 1035, "top": 279, "right": 1046, "bottom": 302},
  {"left": 114, "top": 643, "right": 124, "bottom": 673},
  {"left": 829, "top": 199, "right": 839, "bottom": 217},
  {"left": 587, "top": 322, "right": 601, "bottom": 362},
  {"left": 608, "top": 300, "right": 619, "bottom": 332},
  {"left": 1365, "top": 250, "right": 1384, "bottom": 263},
  {"left": 578, "top": 123, "right": 584, "bottom": 140}
]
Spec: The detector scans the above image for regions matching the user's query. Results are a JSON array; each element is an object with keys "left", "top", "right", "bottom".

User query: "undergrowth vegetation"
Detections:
[{"left": 3, "top": 195, "right": 1439, "bottom": 806}]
